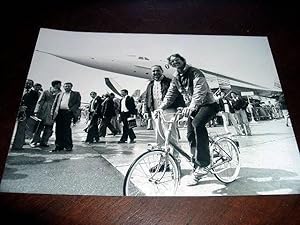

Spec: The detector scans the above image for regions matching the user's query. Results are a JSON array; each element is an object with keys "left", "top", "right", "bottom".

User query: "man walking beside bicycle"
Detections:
[
  {"left": 143, "top": 65, "right": 185, "bottom": 171},
  {"left": 157, "top": 53, "right": 219, "bottom": 185}
]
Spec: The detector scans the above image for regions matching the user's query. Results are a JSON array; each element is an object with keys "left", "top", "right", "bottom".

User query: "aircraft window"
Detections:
[
  {"left": 138, "top": 57, "right": 143, "bottom": 60},
  {"left": 145, "top": 57, "right": 149, "bottom": 60}
]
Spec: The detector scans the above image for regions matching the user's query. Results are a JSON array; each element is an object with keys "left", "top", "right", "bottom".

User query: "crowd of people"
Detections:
[
  {"left": 11, "top": 53, "right": 288, "bottom": 186},
  {"left": 11, "top": 78, "right": 139, "bottom": 152}
]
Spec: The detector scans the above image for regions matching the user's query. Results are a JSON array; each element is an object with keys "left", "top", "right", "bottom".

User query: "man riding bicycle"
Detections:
[{"left": 157, "top": 53, "right": 219, "bottom": 185}]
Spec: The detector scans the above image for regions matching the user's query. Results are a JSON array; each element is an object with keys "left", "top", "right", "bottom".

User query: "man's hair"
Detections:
[
  {"left": 51, "top": 80, "right": 62, "bottom": 87},
  {"left": 90, "top": 91, "right": 97, "bottom": 95},
  {"left": 121, "top": 89, "right": 128, "bottom": 95},
  {"left": 167, "top": 53, "right": 186, "bottom": 65},
  {"left": 64, "top": 82, "right": 73, "bottom": 87},
  {"left": 121, "top": 89, "right": 128, "bottom": 94},
  {"left": 26, "top": 79, "right": 34, "bottom": 85},
  {"left": 110, "top": 93, "right": 115, "bottom": 97},
  {"left": 230, "top": 91, "right": 238, "bottom": 96},
  {"left": 34, "top": 83, "right": 42, "bottom": 87},
  {"left": 151, "top": 65, "right": 164, "bottom": 73}
]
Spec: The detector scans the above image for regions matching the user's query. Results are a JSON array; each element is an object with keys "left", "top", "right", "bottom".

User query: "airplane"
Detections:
[{"left": 36, "top": 50, "right": 282, "bottom": 98}]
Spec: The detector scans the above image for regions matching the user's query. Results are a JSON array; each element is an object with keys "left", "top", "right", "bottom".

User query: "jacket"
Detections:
[
  {"left": 51, "top": 91, "right": 81, "bottom": 120},
  {"left": 34, "top": 89, "right": 61, "bottom": 125},
  {"left": 144, "top": 76, "right": 185, "bottom": 113},
  {"left": 160, "top": 65, "right": 215, "bottom": 110}
]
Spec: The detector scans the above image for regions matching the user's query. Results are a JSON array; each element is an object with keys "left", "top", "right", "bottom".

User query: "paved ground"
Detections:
[{"left": 1, "top": 118, "right": 300, "bottom": 196}]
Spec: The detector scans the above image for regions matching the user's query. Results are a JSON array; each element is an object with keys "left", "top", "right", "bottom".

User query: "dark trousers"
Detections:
[
  {"left": 32, "top": 123, "right": 53, "bottom": 145},
  {"left": 55, "top": 109, "right": 73, "bottom": 149},
  {"left": 12, "top": 118, "right": 28, "bottom": 149},
  {"left": 99, "top": 116, "right": 117, "bottom": 137},
  {"left": 187, "top": 103, "right": 217, "bottom": 167},
  {"left": 86, "top": 114, "right": 99, "bottom": 142},
  {"left": 120, "top": 112, "right": 136, "bottom": 142}
]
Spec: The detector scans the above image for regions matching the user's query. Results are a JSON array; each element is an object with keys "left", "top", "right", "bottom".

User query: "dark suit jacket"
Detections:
[
  {"left": 218, "top": 98, "right": 235, "bottom": 113},
  {"left": 89, "top": 96, "right": 102, "bottom": 115},
  {"left": 120, "top": 96, "right": 136, "bottom": 120},
  {"left": 144, "top": 76, "right": 185, "bottom": 113},
  {"left": 101, "top": 98, "right": 116, "bottom": 118},
  {"left": 21, "top": 89, "right": 39, "bottom": 118},
  {"left": 51, "top": 91, "right": 81, "bottom": 120}
]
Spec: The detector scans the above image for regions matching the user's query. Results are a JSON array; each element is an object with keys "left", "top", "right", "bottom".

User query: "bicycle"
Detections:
[{"left": 123, "top": 108, "right": 240, "bottom": 196}]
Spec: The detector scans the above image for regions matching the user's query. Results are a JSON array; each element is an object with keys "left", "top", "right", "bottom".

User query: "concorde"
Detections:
[{"left": 36, "top": 50, "right": 282, "bottom": 97}]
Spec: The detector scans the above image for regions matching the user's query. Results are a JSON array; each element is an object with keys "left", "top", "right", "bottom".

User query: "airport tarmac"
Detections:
[{"left": 1, "top": 118, "right": 300, "bottom": 196}]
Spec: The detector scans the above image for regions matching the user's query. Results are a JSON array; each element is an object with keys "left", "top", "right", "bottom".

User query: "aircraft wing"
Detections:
[{"left": 36, "top": 50, "right": 282, "bottom": 97}]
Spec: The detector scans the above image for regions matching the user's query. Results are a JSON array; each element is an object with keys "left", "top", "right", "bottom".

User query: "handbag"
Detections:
[
  {"left": 127, "top": 117, "right": 137, "bottom": 129},
  {"left": 25, "top": 116, "right": 42, "bottom": 138}
]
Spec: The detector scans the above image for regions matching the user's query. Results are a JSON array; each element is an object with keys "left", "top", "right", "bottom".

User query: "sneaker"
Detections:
[
  {"left": 185, "top": 167, "right": 209, "bottom": 186},
  {"left": 149, "top": 164, "right": 170, "bottom": 173},
  {"left": 29, "top": 143, "right": 38, "bottom": 148},
  {"left": 194, "top": 166, "right": 209, "bottom": 177}
]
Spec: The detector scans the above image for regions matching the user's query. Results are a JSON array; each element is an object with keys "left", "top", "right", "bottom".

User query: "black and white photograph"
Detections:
[{"left": 1, "top": 28, "right": 299, "bottom": 196}]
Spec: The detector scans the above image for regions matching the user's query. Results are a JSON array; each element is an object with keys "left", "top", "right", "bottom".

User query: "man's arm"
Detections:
[
  {"left": 69, "top": 92, "right": 81, "bottom": 112},
  {"left": 159, "top": 77, "right": 179, "bottom": 110},
  {"left": 34, "top": 91, "right": 46, "bottom": 115},
  {"left": 51, "top": 93, "right": 59, "bottom": 117},
  {"left": 143, "top": 84, "right": 151, "bottom": 114},
  {"left": 189, "top": 69, "right": 211, "bottom": 110}
]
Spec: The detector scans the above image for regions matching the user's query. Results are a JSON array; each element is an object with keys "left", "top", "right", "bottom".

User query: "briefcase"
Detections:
[
  {"left": 127, "top": 117, "right": 137, "bottom": 129},
  {"left": 25, "top": 116, "right": 42, "bottom": 138}
]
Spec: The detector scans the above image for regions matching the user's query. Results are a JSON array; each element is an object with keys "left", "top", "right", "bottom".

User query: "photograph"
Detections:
[{"left": 1, "top": 28, "right": 299, "bottom": 196}]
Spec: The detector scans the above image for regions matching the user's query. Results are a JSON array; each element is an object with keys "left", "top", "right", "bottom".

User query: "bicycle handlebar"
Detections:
[{"left": 155, "top": 107, "right": 191, "bottom": 124}]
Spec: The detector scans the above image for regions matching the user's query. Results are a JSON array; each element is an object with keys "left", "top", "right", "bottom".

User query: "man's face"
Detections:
[
  {"left": 25, "top": 80, "right": 33, "bottom": 89},
  {"left": 90, "top": 92, "right": 96, "bottom": 99},
  {"left": 34, "top": 85, "right": 42, "bottom": 92},
  {"left": 169, "top": 56, "right": 184, "bottom": 69},
  {"left": 121, "top": 90, "right": 126, "bottom": 97},
  {"left": 63, "top": 84, "right": 72, "bottom": 92},
  {"left": 53, "top": 83, "right": 61, "bottom": 90},
  {"left": 151, "top": 66, "right": 163, "bottom": 81}
]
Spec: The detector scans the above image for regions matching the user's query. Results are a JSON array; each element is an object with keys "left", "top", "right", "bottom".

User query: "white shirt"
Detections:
[
  {"left": 153, "top": 80, "right": 163, "bottom": 110},
  {"left": 90, "top": 97, "right": 96, "bottom": 112},
  {"left": 223, "top": 99, "right": 230, "bottom": 113},
  {"left": 121, "top": 95, "right": 129, "bottom": 112},
  {"left": 60, "top": 92, "right": 70, "bottom": 109}
]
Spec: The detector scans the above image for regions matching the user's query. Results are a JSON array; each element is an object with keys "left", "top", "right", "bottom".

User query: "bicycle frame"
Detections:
[{"left": 153, "top": 109, "right": 236, "bottom": 172}]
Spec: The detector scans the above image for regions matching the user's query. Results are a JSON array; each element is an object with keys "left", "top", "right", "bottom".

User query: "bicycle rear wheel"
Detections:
[
  {"left": 123, "top": 150, "right": 180, "bottom": 196},
  {"left": 211, "top": 137, "right": 240, "bottom": 183}
]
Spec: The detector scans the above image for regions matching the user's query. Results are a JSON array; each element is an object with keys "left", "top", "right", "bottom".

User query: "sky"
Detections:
[{"left": 27, "top": 28, "right": 281, "bottom": 103}]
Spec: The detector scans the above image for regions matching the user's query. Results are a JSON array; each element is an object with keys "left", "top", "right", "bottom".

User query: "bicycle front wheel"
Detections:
[
  {"left": 123, "top": 150, "right": 180, "bottom": 196},
  {"left": 211, "top": 137, "right": 240, "bottom": 183}
]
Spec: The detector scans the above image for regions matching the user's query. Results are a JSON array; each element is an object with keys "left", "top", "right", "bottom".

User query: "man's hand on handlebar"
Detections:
[
  {"left": 153, "top": 108, "right": 163, "bottom": 118},
  {"left": 182, "top": 107, "right": 194, "bottom": 118}
]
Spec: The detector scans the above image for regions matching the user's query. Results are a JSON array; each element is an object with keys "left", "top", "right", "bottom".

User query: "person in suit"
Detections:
[
  {"left": 30, "top": 80, "right": 62, "bottom": 147},
  {"left": 51, "top": 82, "right": 81, "bottom": 151},
  {"left": 230, "top": 91, "right": 252, "bottom": 136},
  {"left": 99, "top": 93, "right": 118, "bottom": 137},
  {"left": 217, "top": 91, "right": 243, "bottom": 135},
  {"left": 118, "top": 89, "right": 137, "bottom": 143},
  {"left": 85, "top": 91, "right": 102, "bottom": 143},
  {"left": 110, "top": 93, "right": 121, "bottom": 134},
  {"left": 11, "top": 79, "right": 39, "bottom": 150}
]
